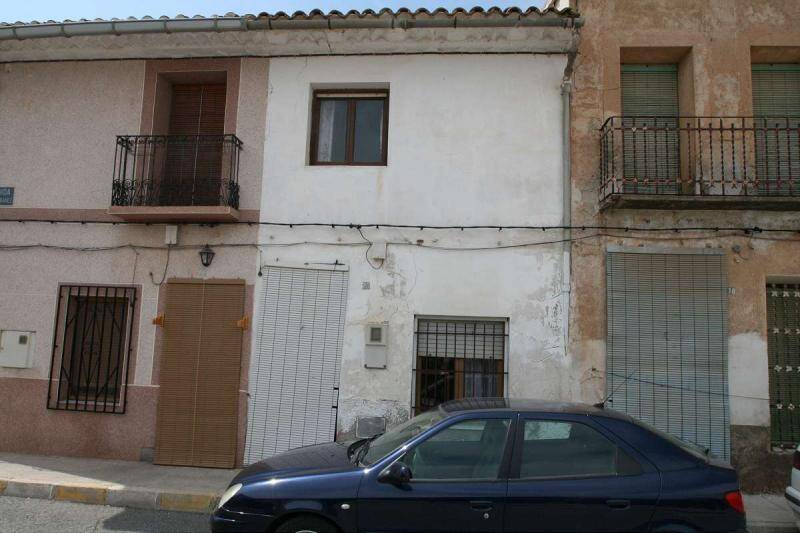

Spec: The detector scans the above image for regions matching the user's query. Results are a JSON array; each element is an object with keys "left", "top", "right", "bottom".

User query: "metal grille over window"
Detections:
[
  {"left": 606, "top": 252, "right": 730, "bottom": 460},
  {"left": 47, "top": 285, "right": 137, "bottom": 414},
  {"left": 413, "top": 318, "right": 507, "bottom": 414},
  {"left": 766, "top": 283, "right": 800, "bottom": 446}
]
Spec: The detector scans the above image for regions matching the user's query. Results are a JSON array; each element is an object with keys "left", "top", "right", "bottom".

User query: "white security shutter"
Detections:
[
  {"left": 245, "top": 266, "right": 349, "bottom": 463},
  {"left": 606, "top": 252, "right": 730, "bottom": 460}
]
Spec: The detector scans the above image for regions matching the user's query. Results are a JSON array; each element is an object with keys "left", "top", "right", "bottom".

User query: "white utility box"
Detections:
[
  {"left": 0, "top": 330, "right": 34, "bottom": 368},
  {"left": 364, "top": 323, "right": 388, "bottom": 369}
]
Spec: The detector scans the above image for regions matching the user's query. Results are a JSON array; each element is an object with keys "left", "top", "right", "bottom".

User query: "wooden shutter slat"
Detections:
[{"left": 155, "top": 280, "right": 243, "bottom": 468}]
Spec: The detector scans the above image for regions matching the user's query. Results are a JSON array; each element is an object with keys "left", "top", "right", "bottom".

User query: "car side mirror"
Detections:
[{"left": 378, "top": 461, "right": 412, "bottom": 485}]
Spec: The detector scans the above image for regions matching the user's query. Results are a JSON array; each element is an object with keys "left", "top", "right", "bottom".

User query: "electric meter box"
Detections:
[{"left": 0, "top": 330, "right": 35, "bottom": 368}]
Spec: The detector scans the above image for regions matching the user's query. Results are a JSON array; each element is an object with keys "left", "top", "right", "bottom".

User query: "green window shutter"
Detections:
[
  {"left": 752, "top": 64, "right": 800, "bottom": 195},
  {"left": 621, "top": 65, "right": 680, "bottom": 193},
  {"left": 622, "top": 65, "right": 680, "bottom": 117},
  {"left": 606, "top": 251, "right": 730, "bottom": 461}
]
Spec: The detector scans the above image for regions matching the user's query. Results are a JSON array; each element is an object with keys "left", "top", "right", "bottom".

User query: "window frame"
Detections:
[
  {"left": 309, "top": 88, "right": 389, "bottom": 166},
  {"left": 46, "top": 284, "right": 139, "bottom": 414},
  {"left": 393, "top": 412, "right": 516, "bottom": 484},
  {"left": 412, "top": 316, "right": 509, "bottom": 415},
  {"left": 509, "top": 414, "right": 643, "bottom": 481}
]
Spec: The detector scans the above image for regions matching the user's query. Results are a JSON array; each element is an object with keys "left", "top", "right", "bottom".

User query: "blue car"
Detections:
[{"left": 212, "top": 399, "right": 746, "bottom": 533}]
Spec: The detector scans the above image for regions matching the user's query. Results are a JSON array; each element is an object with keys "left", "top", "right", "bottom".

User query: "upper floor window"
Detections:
[{"left": 310, "top": 90, "right": 388, "bottom": 166}]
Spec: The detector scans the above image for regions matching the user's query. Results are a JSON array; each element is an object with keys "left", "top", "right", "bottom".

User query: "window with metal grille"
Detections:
[
  {"left": 766, "top": 283, "right": 800, "bottom": 446},
  {"left": 47, "top": 285, "right": 137, "bottom": 414},
  {"left": 413, "top": 318, "right": 507, "bottom": 414}
]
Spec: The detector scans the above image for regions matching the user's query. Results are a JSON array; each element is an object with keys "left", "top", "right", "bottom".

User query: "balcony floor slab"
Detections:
[
  {"left": 601, "top": 194, "right": 800, "bottom": 211},
  {"left": 107, "top": 206, "right": 239, "bottom": 222}
]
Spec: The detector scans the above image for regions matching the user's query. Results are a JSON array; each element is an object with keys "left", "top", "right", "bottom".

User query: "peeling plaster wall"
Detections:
[
  {"left": 257, "top": 54, "right": 568, "bottom": 435},
  {"left": 570, "top": 0, "right": 800, "bottom": 491}
]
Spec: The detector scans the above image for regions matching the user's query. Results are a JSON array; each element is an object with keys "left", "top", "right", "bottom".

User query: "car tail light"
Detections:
[
  {"left": 793, "top": 449, "right": 800, "bottom": 470},
  {"left": 724, "top": 490, "right": 745, "bottom": 514}
]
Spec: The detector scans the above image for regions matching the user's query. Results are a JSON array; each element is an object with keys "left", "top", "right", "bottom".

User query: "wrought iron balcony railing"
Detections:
[
  {"left": 111, "top": 134, "right": 242, "bottom": 209},
  {"left": 599, "top": 116, "right": 800, "bottom": 207}
]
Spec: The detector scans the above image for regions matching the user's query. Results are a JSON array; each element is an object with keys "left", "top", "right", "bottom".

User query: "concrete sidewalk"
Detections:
[
  {"left": 0, "top": 452, "right": 236, "bottom": 513},
  {"left": 746, "top": 493, "right": 797, "bottom": 532}
]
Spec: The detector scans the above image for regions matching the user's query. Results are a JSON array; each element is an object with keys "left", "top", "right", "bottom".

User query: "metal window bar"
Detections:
[
  {"left": 411, "top": 318, "right": 508, "bottom": 415},
  {"left": 46, "top": 285, "right": 137, "bottom": 414},
  {"left": 599, "top": 116, "right": 800, "bottom": 202},
  {"left": 767, "top": 283, "right": 800, "bottom": 447},
  {"left": 111, "top": 134, "right": 242, "bottom": 209}
]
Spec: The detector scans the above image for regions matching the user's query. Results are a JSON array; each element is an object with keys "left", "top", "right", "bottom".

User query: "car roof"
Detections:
[{"left": 438, "top": 398, "right": 633, "bottom": 421}]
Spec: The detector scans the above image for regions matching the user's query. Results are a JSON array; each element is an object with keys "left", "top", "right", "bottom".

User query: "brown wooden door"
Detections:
[
  {"left": 155, "top": 279, "right": 244, "bottom": 468},
  {"left": 162, "top": 83, "right": 226, "bottom": 206}
]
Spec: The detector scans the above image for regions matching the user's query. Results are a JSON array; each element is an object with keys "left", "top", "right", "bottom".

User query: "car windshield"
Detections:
[{"left": 361, "top": 408, "right": 447, "bottom": 466}]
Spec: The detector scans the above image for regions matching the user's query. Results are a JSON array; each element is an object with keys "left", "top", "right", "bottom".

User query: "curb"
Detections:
[{"left": 0, "top": 478, "right": 219, "bottom": 513}]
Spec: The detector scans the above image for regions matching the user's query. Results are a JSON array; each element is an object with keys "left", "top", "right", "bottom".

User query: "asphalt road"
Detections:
[{"left": 0, "top": 496, "right": 211, "bottom": 533}]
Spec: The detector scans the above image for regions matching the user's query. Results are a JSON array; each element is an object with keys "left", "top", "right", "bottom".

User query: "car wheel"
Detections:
[{"left": 275, "top": 515, "right": 337, "bottom": 533}]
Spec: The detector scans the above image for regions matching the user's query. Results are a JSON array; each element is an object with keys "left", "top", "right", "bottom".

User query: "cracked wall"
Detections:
[{"left": 256, "top": 53, "right": 569, "bottom": 437}]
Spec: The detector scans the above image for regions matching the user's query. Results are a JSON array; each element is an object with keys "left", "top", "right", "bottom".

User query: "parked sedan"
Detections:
[{"left": 212, "top": 399, "right": 746, "bottom": 533}]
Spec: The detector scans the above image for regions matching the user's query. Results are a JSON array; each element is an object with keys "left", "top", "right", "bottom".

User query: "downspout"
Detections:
[{"left": 560, "top": 47, "right": 577, "bottom": 368}]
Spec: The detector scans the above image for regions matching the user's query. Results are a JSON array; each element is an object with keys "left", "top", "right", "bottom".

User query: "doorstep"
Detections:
[{"left": 0, "top": 452, "right": 237, "bottom": 513}]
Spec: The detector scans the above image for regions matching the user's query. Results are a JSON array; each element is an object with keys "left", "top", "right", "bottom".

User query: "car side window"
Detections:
[
  {"left": 519, "top": 420, "right": 641, "bottom": 479},
  {"left": 401, "top": 418, "right": 510, "bottom": 481}
]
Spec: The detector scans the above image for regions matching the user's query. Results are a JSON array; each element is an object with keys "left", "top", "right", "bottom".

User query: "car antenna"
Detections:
[{"left": 593, "top": 369, "right": 637, "bottom": 409}]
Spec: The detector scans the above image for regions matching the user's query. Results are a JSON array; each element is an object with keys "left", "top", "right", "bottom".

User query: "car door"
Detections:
[
  {"left": 357, "top": 413, "right": 513, "bottom": 533},
  {"left": 504, "top": 414, "right": 660, "bottom": 532}
]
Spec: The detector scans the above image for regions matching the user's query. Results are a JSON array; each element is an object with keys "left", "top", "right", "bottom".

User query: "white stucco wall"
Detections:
[{"left": 256, "top": 54, "right": 568, "bottom": 434}]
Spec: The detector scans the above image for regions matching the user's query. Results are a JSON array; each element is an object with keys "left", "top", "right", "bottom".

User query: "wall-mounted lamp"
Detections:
[{"left": 199, "top": 244, "right": 215, "bottom": 267}]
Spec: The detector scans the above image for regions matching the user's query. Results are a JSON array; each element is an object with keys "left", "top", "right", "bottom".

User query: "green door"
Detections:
[
  {"left": 752, "top": 64, "right": 800, "bottom": 195},
  {"left": 621, "top": 65, "right": 680, "bottom": 194}
]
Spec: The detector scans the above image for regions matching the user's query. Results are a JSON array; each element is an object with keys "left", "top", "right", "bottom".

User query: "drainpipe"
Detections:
[{"left": 560, "top": 51, "right": 576, "bottom": 366}]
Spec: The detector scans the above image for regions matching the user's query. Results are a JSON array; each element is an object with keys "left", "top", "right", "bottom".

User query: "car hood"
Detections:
[{"left": 232, "top": 441, "right": 359, "bottom": 485}]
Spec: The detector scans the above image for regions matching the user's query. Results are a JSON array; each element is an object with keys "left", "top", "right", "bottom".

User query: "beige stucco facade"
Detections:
[
  {"left": 0, "top": 57, "right": 268, "bottom": 462},
  {"left": 568, "top": 0, "right": 800, "bottom": 490}
]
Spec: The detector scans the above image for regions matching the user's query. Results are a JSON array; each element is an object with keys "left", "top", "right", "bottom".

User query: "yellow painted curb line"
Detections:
[
  {"left": 158, "top": 492, "right": 217, "bottom": 513},
  {"left": 53, "top": 485, "right": 108, "bottom": 506},
  {"left": 0, "top": 480, "right": 7, "bottom": 495}
]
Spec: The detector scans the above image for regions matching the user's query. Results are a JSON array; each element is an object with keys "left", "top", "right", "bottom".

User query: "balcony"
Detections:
[
  {"left": 108, "top": 134, "right": 242, "bottom": 222},
  {"left": 599, "top": 116, "right": 800, "bottom": 210}
]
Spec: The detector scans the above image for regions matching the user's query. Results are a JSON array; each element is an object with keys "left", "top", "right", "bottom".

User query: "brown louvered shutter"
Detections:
[
  {"left": 155, "top": 279, "right": 244, "bottom": 468},
  {"left": 193, "top": 281, "right": 245, "bottom": 467},
  {"left": 162, "top": 84, "right": 227, "bottom": 206}
]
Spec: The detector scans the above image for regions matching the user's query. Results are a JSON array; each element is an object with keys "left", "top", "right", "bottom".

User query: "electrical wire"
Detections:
[
  {"left": 148, "top": 244, "right": 172, "bottom": 286},
  {"left": 593, "top": 369, "right": 772, "bottom": 403},
  {"left": 0, "top": 217, "right": 796, "bottom": 234},
  {"left": 1, "top": 229, "right": 800, "bottom": 255},
  {"left": 357, "top": 226, "right": 384, "bottom": 270}
]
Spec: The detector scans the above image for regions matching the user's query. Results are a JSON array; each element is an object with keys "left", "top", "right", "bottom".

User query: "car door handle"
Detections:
[
  {"left": 606, "top": 499, "right": 631, "bottom": 510},
  {"left": 470, "top": 501, "right": 493, "bottom": 512}
]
